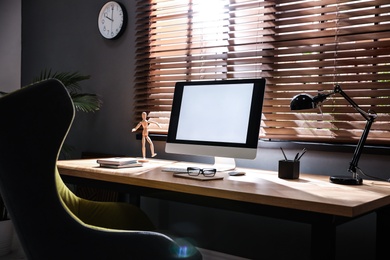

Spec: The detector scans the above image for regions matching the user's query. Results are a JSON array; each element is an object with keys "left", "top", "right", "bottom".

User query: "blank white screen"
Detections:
[{"left": 176, "top": 83, "right": 253, "bottom": 143}]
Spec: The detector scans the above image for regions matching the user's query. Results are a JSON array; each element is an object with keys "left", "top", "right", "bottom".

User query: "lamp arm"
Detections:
[
  {"left": 332, "top": 85, "right": 378, "bottom": 178},
  {"left": 333, "top": 85, "right": 374, "bottom": 121},
  {"left": 348, "top": 118, "right": 374, "bottom": 178}
]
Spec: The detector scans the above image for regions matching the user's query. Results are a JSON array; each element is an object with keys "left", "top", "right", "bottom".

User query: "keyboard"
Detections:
[{"left": 161, "top": 166, "right": 188, "bottom": 173}]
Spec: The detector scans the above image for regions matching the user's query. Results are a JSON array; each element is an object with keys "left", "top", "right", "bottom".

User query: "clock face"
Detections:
[{"left": 98, "top": 1, "right": 126, "bottom": 39}]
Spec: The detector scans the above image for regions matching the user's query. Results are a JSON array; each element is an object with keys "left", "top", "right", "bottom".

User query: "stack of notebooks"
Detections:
[{"left": 97, "top": 157, "right": 142, "bottom": 169}]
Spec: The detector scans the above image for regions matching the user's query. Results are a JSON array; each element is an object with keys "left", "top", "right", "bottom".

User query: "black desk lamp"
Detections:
[{"left": 290, "top": 85, "right": 377, "bottom": 185}]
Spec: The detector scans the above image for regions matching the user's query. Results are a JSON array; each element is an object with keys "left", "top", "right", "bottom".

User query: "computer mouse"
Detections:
[{"left": 228, "top": 171, "right": 246, "bottom": 176}]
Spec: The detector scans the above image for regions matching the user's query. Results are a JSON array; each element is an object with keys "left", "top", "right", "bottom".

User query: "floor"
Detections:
[
  {"left": 1, "top": 247, "right": 247, "bottom": 260},
  {"left": 0, "top": 232, "right": 248, "bottom": 260},
  {"left": 0, "top": 232, "right": 25, "bottom": 260},
  {"left": 0, "top": 250, "right": 24, "bottom": 260}
]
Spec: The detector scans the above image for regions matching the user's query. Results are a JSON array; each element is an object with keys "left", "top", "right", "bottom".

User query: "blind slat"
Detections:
[{"left": 135, "top": 0, "right": 390, "bottom": 145}]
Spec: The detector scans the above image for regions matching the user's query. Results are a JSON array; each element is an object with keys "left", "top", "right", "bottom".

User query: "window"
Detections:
[{"left": 134, "top": 0, "right": 390, "bottom": 145}]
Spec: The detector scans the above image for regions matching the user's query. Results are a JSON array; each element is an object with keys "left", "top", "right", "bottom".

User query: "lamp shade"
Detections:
[{"left": 290, "top": 94, "right": 316, "bottom": 110}]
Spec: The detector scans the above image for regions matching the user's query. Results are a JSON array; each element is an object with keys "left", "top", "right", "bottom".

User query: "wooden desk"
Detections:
[{"left": 57, "top": 159, "right": 390, "bottom": 260}]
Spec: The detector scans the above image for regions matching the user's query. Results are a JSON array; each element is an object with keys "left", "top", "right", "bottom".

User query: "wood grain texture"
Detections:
[{"left": 57, "top": 159, "right": 390, "bottom": 218}]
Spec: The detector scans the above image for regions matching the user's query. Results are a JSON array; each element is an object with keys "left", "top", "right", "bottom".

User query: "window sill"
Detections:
[{"left": 143, "top": 133, "right": 390, "bottom": 156}]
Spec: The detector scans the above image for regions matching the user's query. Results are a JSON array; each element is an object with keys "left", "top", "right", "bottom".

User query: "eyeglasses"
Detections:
[{"left": 187, "top": 167, "right": 216, "bottom": 177}]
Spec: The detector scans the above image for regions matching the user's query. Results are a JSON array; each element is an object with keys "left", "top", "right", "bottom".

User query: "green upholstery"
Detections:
[
  {"left": 55, "top": 170, "right": 155, "bottom": 230},
  {"left": 0, "top": 79, "right": 202, "bottom": 260}
]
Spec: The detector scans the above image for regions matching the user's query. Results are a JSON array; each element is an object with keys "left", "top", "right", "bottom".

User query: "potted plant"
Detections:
[
  {"left": 33, "top": 70, "right": 102, "bottom": 113},
  {"left": 32, "top": 70, "right": 103, "bottom": 158}
]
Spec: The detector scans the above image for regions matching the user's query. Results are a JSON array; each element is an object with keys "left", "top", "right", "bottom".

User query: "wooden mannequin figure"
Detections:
[{"left": 132, "top": 112, "right": 161, "bottom": 162}]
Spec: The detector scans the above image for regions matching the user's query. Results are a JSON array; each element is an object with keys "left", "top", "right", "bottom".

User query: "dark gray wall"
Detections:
[
  {"left": 20, "top": 1, "right": 389, "bottom": 259},
  {"left": 0, "top": 0, "right": 21, "bottom": 91},
  {"left": 21, "top": 0, "right": 138, "bottom": 157}
]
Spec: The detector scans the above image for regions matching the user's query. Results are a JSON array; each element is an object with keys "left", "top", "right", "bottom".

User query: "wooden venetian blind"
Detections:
[{"left": 134, "top": 0, "right": 390, "bottom": 145}]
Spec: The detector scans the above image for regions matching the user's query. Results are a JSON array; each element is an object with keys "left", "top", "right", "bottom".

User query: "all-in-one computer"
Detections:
[{"left": 164, "top": 78, "right": 266, "bottom": 171}]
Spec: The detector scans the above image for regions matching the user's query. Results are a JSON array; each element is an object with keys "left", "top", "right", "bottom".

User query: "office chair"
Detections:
[{"left": 0, "top": 79, "right": 201, "bottom": 259}]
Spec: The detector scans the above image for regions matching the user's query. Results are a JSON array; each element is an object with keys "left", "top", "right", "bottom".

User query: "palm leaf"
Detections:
[
  {"left": 71, "top": 94, "right": 102, "bottom": 113},
  {"left": 33, "top": 69, "right": 101, "bottom": 112},
  {"left": 34, "top": 69, "right": 91, "bottom": 93},
  {"left": 32, "top": 69, "right": 102, "bottom": 158}
]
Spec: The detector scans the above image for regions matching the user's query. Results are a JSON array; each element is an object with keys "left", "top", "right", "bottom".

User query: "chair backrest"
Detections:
[
  {"left": 0, "top": 79, "right": 75, "bottom": 257},
  {"left": 0, "top": 79, "right": 201, "bottom": 260}
]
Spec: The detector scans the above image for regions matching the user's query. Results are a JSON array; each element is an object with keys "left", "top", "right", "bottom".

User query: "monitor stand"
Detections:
[{"left": 213, "top": 157, "right": 236, "bottom": 172}]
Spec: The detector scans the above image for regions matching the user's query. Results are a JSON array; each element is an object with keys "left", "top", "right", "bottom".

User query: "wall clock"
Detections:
[{"left": 98, "top": 1, "right": 127, "bottom": 40}]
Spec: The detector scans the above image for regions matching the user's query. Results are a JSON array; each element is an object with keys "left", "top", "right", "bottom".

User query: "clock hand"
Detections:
[
  {"left": 111, "top": 6, "right": 114, "bottom": 32},
  {"left": 104, "top": 15, "right": 113, "bottom": 21},
  {"left": 111, "top": 6, "right": 114, "bottom": 21}
]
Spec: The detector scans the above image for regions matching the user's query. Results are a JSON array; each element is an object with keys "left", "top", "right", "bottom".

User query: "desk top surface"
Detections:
[{"left": 57, "top": 159, "right": 390, "bottom": 218}]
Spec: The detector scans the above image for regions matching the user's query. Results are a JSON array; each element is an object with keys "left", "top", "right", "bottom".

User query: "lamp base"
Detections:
[{"left": 329, "top": 176, "right": 363, "bottom": 185}]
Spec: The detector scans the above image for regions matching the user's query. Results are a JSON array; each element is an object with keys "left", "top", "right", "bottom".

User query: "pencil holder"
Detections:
[{"left": 278, "top": 160, "right": 300, "bottom": 179}]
